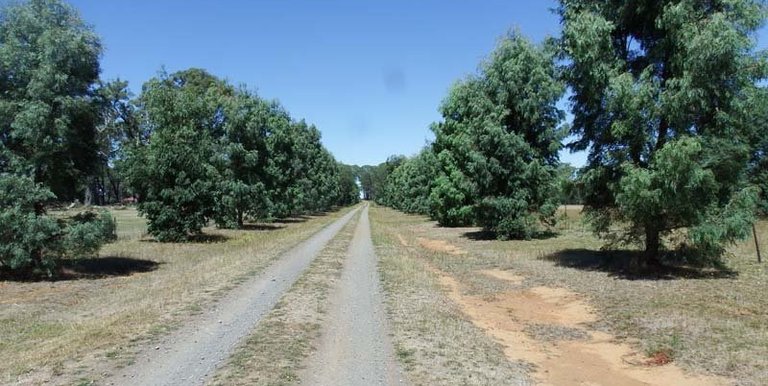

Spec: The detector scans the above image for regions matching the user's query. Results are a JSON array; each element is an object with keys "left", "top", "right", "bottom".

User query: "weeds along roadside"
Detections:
[
  {"left": 369, "top": 205, "right": 533, "bottom": 386},
  {"left": 0, "top": 205, "right": 358, "bottom": 385},
  {"left": 370, "top": 204, "right": 768, "bottom": 385},
  {"left": 210, "top": 208, "right": 362, "bottom": 385}
]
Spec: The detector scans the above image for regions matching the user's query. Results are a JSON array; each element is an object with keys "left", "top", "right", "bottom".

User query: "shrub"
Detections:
[{"left": 0, "top": 174, "right": 117, "bottom": 276}]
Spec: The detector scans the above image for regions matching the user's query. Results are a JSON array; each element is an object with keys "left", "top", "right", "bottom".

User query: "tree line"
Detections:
[
  {"left": 0, "top": 0, "right": 359, "bottom": 275},
  {"left": 376, "top": 0, "right": 768, "bottom": 267}
]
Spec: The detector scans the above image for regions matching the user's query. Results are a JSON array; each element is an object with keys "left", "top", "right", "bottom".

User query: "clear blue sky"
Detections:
[{"left": 69, "top": 1, "right": 767, "bottom": 167}]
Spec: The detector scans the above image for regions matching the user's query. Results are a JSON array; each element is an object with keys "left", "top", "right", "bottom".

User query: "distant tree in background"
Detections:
[
  {"left": 91, "top": 79, "right": 143, "bottom": 205},
  {"left": 356, "top": 156, "right": 404, "bottom": 201},
  {"left": 337, "top": 164, "right": 362, "bottom": 206},
  {"left": 264, "top": 118, "right": 350, "bottom": 218},
  {"left": 555, "top": 164, "right": 584, "bottom": 206},
  {"left": 560, "top": 0, "right": 767, "bottom": 264},
  {"left": 430, "top": 33, "right": 565, "bottom": 239},
  {"left": 379, "top": 147, "right": 440, "bottom": 215}
]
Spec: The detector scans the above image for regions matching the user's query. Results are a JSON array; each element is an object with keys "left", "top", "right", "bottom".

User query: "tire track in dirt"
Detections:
[
  {"left": 103, "top": 207, "right": 360, "bottom": 386},
  {"left": 302, "top": 204, "right": 406, "bottom": 386}
]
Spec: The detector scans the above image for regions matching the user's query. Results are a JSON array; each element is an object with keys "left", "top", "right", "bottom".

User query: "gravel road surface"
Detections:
[
  {"left": 302, "top": 205, "right": 406, "bottom": 386},
  {"left": 104, "top": 207, "right": 360, "bottom": 386}
]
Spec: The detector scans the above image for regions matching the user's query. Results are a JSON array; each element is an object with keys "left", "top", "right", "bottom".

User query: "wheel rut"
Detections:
[
  {"left": 302, "top": 204, "right": 406, "bottom": 386},
  {"left": 103, "top": 207, "right": 360, "bottom": 386}
]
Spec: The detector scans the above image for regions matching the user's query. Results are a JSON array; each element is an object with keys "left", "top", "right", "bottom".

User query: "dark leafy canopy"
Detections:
[
  {"left": 379, "top": 147, "right": 441, "bottom": 215},
  {"left": 0, "top": 0, "right": 116, "bottom": 275},
  {"left": 0, "top": 0, "right": 102, "bottom": 201},
  {"left": 125, "top": 69, "right": 229, "bottom": 242},
  {"left": 428, "top": 33, "right": 565, "bottom": 239},
  {"left": 126, "top": 68, "right": 358, "bottom": 241},
  {"left": 744, "top": 85, "right": 768, "bottom": 213},
  {"left": 213, "top": 89, "right": 277, "bottom": 228},
  {"left": 0, "top": 173, "right": 117, "bottom": 274},
  {"left": 560, "top": 0, "right": 768, "bottom": 263}
]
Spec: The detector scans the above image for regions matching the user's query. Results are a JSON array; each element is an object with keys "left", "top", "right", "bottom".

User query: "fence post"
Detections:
[{"left": 753, "top": 223, "right": 762, "bottom": 263}]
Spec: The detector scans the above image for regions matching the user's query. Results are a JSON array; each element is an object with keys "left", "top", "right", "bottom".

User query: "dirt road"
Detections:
[
  {"left": 104, "top": 207, "right": 360, "bottom": 386},
  {"left": 302, "top": 205, "right": 405, "bottom": 386}
]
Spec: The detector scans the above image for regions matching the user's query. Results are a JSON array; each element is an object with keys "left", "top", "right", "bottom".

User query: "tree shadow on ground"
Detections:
[
  {"left": 462, "top": 230, "right": 559, "bottom": 241},
  {"left": 241, "top": 223, "right": 286, "bottom": 231},
  {"left": 140, "top": 233, "right": 229, "bottom": 244},
  {"left": 541, "top": 249, "right": 738, "bottom": 280},
  {"left": 275, "top": 216, "right": 312, "bottom": 224},
  {"left": 187, "top": 234, "right": 229, "bottom": 243},
  {"left": 1, "top": 257, "right": 162, "bottom": 282}
]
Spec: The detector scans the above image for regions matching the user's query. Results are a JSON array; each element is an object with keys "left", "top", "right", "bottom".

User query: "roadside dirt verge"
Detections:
[
  {"left": 432, "top": 265, "right": 729, "bottom": 386},
  {"left": 371, "top": 206, "right": 531, "bottom": 385}
]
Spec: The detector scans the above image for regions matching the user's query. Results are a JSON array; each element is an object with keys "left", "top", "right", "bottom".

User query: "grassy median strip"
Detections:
[
  {"left": 369, "top": 205, "right": 532, "bottom": 386},
  {"left": 209, "top": 208, "right": 361, "bottom": 386},
  {"left": 0, "top": 206, "right": 356, "bottom": 385}
]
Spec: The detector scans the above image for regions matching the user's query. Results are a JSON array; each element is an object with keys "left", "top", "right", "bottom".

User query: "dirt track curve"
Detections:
[
  {"left": 302, "top": 205, "right": 406, "bottom": 386},
  {"left": 103, "top": 207, "right": 360, "bottom": 386}
]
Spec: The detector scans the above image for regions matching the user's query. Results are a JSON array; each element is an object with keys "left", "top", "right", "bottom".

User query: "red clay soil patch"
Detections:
[
  {"left": 417, "top": 237, "right": 466, "bottom": 255},
  {"left": 429, "top": 266, "right": 729, "bottom": 386},
  {"left": 646, "top": 351, "right": 674, "bottom": 366}
]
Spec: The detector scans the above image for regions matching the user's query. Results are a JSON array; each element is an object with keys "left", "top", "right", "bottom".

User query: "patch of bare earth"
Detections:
[
  {"left": 372, "top": 205, "right": 768, "bottom": 385},
  {"left": 433, "top": 265, "right": 728, "bottom": 386},
  {"left": 371, "top": 206, "right": 531, "bottom": 386},
  {"left": 417, "top": 237, "right": 466, "bottom": 255}
]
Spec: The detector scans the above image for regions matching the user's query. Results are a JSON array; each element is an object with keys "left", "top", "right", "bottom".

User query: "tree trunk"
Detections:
[
  {"left": 237, "top": 210, "right": 244, "bottom": 229},
  {"left": 84, "top": 183, "right": 93, "bottom": 206},
  {"left": 643, "top": 226, "right": 662, "bottom": 267}
]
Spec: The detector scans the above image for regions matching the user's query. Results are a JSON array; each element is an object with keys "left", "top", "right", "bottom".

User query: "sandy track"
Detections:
[
  {"left": 103, "top": 207, "right": 360, "bottom": 386},
  {"left": 302, "top": 205, "right": 406, "bottom": 386}
]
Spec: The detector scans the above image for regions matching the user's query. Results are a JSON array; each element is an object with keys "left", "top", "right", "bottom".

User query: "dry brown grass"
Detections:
[
  {"left": 369, "top": 205, "right": 532, "bottom": 386},
  {"left": 209, "top": 209, "right": 360, "bottom": 386},
  {"left": 369, "top": 204, "right": 768, "bottom": 386},
  {"left": 0, "top": 206, "right": 356, "bottom": 385}
]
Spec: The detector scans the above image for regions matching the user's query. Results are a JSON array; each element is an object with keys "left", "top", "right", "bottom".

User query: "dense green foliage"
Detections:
[
  {"left": 125, "top": 69, "right": 225, "bottom": 241},
  {"left": 355, "top": 156, "right": 404, "bottom": 201},
  {"left": 379, "top": 148, "right": 440, "bottom": 215},
  {"left": 432, "top": 34, "right": 564, "bottom": 238},
  {"left": 745, "top": 86, "right": 768, "bottom": 214},
  {"left": 0, "top": 0, "right": 101, "bottom": 201},
  {"left": 125, "top": 69, "right": 359, "bottom": 241},
  {"left": 560, "top": 0, "right": 767, "bottom": 263},
  {"left": 0, "top": 174, "right": 115, "bottom": 274},
  {"left": 4, "top": 0, "right": 766, "bottom": 273},
  {"left": 0, "top": 0, "right": 116, "bottom": 275},
  {"left": 1, "top": 0, "right": 359, "bottom": 271},
  {"left": 380, "top": 34, "right": 565, "bottom": 239}
]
